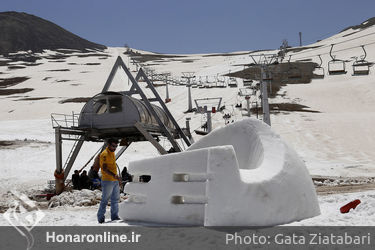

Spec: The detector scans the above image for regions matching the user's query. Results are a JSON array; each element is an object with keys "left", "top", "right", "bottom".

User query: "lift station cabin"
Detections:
[{"left": 52, "top": 56, "right": 191, "bottom": 194}]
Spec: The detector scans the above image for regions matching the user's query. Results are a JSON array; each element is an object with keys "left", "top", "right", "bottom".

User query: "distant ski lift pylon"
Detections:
[
  {"left": 312, "top": 55, "right": 325, "bottom": 79},
  {"left": 352, "top": 45, "right": 371, "bottom": 76},
  {"left": 328, "top": 44, "right": 347, "bottom": 75}
]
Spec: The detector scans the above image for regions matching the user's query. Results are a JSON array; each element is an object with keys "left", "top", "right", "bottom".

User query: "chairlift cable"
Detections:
[
  {"left": 291, "top": 40, "right": 375, "bottom": 61},
  {"left": 291, "top": 30, "right": 375, "bottom": 57}
]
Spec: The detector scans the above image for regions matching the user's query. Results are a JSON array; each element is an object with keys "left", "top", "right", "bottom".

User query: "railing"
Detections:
[{"left": 51, "top": 112, "right": 80, "bottom": 129}]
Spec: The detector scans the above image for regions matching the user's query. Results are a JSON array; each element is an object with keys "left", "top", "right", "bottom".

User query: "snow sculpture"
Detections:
[{"left": 119, "top": 118, "right": 320, "bottom": 226}]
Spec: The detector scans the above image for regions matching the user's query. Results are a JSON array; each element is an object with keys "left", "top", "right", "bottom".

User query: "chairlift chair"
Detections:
[
  {"left": 204, "top": 76, "right": 215, "bottom": 88},
  {"left": 179, "top": 77, "right": 188, "bottom": 86},
  {"left": 216, "top": 75, "right": 226, "bottom": 88},
  {"left": 190, "top": 78, "right": 198, "bottom": 88},
  {"left": 228, "top": 77, "right": 238, "bottom": 88},
  {"left": 328, "top": 44, "right": 347, "bottom": 75},
  {"left": 312, "top": 55, "right": 325, "bottom": 79},
  {"left": 352, "top": 45, "right": 371, "bottom": 76},
  {"left": 243, "top": 79, "right": 253, "bottom": 87},
  {"left": 191, "top": 77, "right": 202, "bottom": 88}
]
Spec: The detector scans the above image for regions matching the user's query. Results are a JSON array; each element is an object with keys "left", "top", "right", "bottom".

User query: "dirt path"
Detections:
[
  {"left": 316, "top": 183, "right": 375, "bottom": 195},
  {"left": 313, "top": 175, "right": 375, "bottom": 195}
]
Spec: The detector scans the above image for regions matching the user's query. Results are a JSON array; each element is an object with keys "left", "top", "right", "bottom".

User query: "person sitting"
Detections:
[
  {"left": 88, "top": 166, "right": 100, "bottom": 190},
  {"left": 72, "top": 170, "right": 80, "bottom": 190},
  {"left": 79, "top": 170, "right": 90, "bottom": 189}
]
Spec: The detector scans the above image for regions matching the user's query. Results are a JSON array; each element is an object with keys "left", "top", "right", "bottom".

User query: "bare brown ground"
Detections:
[
  {"left": 0, "top": 88, "right": 33, "bottom": 95},
  {"left": 313, "top": 176, "right": 375, "bottom": 195},
  {"left": 316, "top": 183, "right": 375, "bottom": 195}
]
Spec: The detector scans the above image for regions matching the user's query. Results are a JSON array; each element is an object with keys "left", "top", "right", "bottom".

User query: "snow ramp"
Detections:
[{"left": 119, "top": 118, "right": 320, "bottom": 226}]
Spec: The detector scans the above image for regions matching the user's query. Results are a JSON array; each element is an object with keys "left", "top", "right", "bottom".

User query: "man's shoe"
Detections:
[
  {"left": 111, "top": 216, "right": 121, "bottom": 221},
  {"left": 98, "top": 218, "right": 105, "bottom": 224}
]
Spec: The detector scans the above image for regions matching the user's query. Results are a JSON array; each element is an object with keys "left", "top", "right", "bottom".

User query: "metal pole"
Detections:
[
  {"left": 261, "top": 67, "right": 271, "bottom": 126},
  {"left": 245, "top": 96, "right": 251, "bottom": 117},
  {"left": 182, "top": 73, "right": 195, "bottom": 112},
  {"left": 54, "top": 127, "right": 65, "bottom": 194},
  {"left": 165, "top": 75, "right": 170, "bottom": 102},
  {"left": 187, "top": 79, "right": 193, "bottom": 112},
  {"left": 55, "top": 127, "right": 62, "bottom": 174},
  {"left": 185, "top": 117, "right": 194, "bottom": 142},
  {"left": 207, "top": 111, "right": 212, "bottom": 133},
  {"left": 63, "top": 137, "right": 84, "bottom": 180}
]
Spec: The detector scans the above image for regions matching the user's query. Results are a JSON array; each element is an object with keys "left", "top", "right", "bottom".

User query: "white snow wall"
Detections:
[{"left": 119, "top": 118, "right": 320, "bottom": 226}]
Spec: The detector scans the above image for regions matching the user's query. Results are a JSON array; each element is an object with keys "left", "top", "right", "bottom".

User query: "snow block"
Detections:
[{"left": 119, "top": 118, "right": 320, "bottom": 226}]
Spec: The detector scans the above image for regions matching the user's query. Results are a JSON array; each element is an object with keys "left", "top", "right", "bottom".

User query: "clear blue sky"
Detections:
[{"left": 1, "top": 0, "right": 375, "bottom": 54}]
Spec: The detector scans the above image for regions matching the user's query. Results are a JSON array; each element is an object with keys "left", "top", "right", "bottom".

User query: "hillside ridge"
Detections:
[{"left": 0, "top": 11, "right": 106, "bottom": 54}]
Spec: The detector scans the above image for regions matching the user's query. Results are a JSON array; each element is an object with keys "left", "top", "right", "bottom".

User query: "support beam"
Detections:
[
  {"left": 55, "top": 127, "right": 63, "bottom": 174},
  {"left": 135, "top": 70, "right": 182, "bottom": 152},
  {"left": 207, "top": 111, "right": 212, "bottom": 133},
  {"left": 116, "top": 144, "right": 129, "bottom": 160},
  {"left": 139, "top": 68, "right": 191, "bottom": 147},
  {"left": 102, "top": 57, "right": 122, "bottom": 93},
  {"left": 63, "top": 136, "right": 85, "bottom": 180},
  {"left": 134, "top": 122, "right": 168, "bottom": 155}
]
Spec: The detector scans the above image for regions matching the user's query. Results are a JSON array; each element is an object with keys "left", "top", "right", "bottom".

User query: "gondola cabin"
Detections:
[{"left": 78, "top": 91, "right": 174, "bottom": 139}]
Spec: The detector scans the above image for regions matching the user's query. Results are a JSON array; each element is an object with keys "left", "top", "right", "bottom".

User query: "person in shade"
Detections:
[
  {"left": 72, "top": 170, "right": 80, "bottom": 190},
  {"left": 88, "top": 166, "right": 100, "bottom": 190},
  {"left": 79, "top": 170, "right": 90, "bottom": 189},
  {"left": 97, "top": 138, "right": 121, "bottom": 223}
]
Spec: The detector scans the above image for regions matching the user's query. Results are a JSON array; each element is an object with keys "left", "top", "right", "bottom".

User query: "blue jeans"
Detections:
[{"left": 97, "top": 180, "right": 120, "bottom": 221}]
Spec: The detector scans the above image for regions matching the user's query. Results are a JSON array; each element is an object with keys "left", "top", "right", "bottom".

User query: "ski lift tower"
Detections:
[
  {"left": 261, "top": 66, "right": 271, "bottom": 126},
  {"left": 250, "top": 54, "right": 275, "bottom": 126},
  {"left": 162, "top": 72, "right": 171, "bottom": 103},
  {"left": 182, "top": 72, "right": 195, "bottom": 112}
]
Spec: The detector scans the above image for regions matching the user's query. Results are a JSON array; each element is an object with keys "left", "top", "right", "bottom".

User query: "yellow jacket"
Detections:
[{"left": 99, "top": 147, "right": 117, "bottom": 181}]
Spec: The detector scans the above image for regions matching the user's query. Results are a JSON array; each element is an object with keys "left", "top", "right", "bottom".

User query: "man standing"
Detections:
[{"left": 97, "top": 138, "right": 121, "bottom": 223}]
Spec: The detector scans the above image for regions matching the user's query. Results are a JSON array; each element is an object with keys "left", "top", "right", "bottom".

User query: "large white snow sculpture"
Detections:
[{"left": 119, "top": 118, "right": 320, "bottom": 226}]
